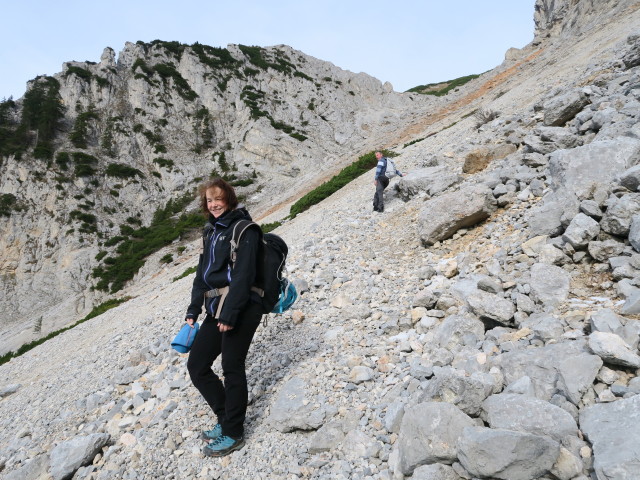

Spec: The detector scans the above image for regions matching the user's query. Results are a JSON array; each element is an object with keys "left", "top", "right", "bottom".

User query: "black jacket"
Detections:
[{"left": 185, "top": 208, "right": 260, "bottom": 327}]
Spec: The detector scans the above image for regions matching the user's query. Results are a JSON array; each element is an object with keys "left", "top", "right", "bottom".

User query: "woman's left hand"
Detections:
[{"left": 218, "top": 321, "right": 234, "bottom": 332}]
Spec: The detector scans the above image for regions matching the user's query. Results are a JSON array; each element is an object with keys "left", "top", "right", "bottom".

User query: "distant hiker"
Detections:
[
  {"left": 184, "top": 178, "right": 262, "bottom": 457},
  {"left": 373, "top": 151, "right": 404, "bottom": 212}
]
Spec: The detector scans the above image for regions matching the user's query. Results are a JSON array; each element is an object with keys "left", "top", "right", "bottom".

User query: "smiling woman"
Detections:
[{"left": 184, "top": 176, "right": 263, "bottom": 458}]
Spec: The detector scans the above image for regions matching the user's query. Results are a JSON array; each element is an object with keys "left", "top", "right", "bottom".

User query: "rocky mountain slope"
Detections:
[
  {"left": 0, "top": 38, "right": 435, "bottom": 355},
  {"left": 2, "top": 0, "right": 640, "bottom": 479}
]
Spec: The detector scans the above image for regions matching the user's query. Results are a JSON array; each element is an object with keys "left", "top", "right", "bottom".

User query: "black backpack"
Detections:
[{"left": 229, "top": 220, "right": 290, "bottom": 314}]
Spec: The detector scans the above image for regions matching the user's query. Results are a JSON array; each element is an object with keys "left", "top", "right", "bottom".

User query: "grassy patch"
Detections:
[
  {"left": 173, "top": 265, "right": 197, "bottom": 282},
  {"left": 407, "top": 74, "right": 480, "bottom": 96},
  {"left": 70, "top": 110, "right": 99, "bottom": 148},
  {"left": 106, "top": 163, "right": 143, "bottom": 179},
  {"left": 261, "top": 221, "right": 282, "bottom": 233},
  {"left": 403, "top": 137, "right": 425, "bottom": 148},
  {"left": 289, "top": 149, "right": 396, "bottom": 218},
  {"left": 0, "top": 193, "right": 23, "bottom": 217},
  {"left": 0, "top": 297, "right": 131, "bottom": 367},
  {"left": 92, "top": 192, "right": 203, "bottom": 293}
]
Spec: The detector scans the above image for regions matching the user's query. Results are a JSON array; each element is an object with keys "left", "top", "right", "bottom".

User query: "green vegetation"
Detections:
[
  {"left": 20, "top": 76, "right": 65, "bottom": 159},
  {"left": 132, "top": 58, "right": 153, "bottom": 75},
  {"left": 230, "top": 178, "right": 254, "bottom": 187},
  {"left": 160, "top": 253, "right": 173, "bottom": 263},
  {"left": 55, "top": 151, "right": 70, "bottom": 170},
  {"left": 191, "top": 43, "right": 240, "bottom": 71},
  {"left": 240, "top": 85, "right": 268, "bottom": 119},
  {"left": 64, "top": 65, "right": 92, "bottom": 81},
  {"left": 216, "top": 152, "right": 231, "bottom": 172},
  {"left": 70, "top": 210, "right": 97, "bottom": 234},
  {"left": 0, "top": 297, "right": 131, "bottom": 367},
  {"left": 0, "top": 193, "right": 22, "bottom": 217},
  {"left": 173, "top": 265, "right": 197, "bottom": 282},
  {"left": 239, "top": 85, "right": 307, "bottom": 140},
  {"left": 238, "top": 45, "right": 297, "bottom": 75},
  {"left": 406, "top": 74, "right": 480, "bottom": 96},
  {"left": 153, "top": 157, "right": 174, "bottom": 169},
  {"left": 149, "top": 40, "right": 186, "bottom": 59},
  {"left": 289, "top": 132, "right": 307, "bottom": 142},
  {"left": 92, "top": 192, "right": 203, "bottom": 293},
  {"left": 70, "top": 110, "right": 99, "bottom": 148},
  {"left": 153, "top": 62, "right": 198, "bottom": 101},
  {"left": 294, "top": 71, "right": 313, "bottom": 81},
  {"left": 403, "top": 137, "right": 425, "bottom": 148},
  {"left": 290, "top": 150, "right": 396, "bottom": 218},
  {"left": 0, "top": 98, "right": 28, "bottom": 158},
  {"left": 105, "top": 163, "right": 143, "bottom": 179},
  {"left": 261, "top": 221, "right": 282, "bottom": 233},
  {"left": 193, "top": 107, "right": 213, "bottom": 153},
  {"left": 71, "top": 151, "right": 99, "bottom": 177},
  {"left": 131, "top": 53, "right": 197, "bottom": 100},
  {"left": 101, "top": 117, "right": 118, "bottom": 157}
]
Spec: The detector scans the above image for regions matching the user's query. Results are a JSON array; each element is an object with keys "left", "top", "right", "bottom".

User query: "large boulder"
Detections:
[
  {"left": 493, "top": 341, "right": 603, "bottom": 404},
  {"left": 396, "top": 402, "right": 475, "bottom": 475},
  {"left": 542, "top": 89, "right": 590, "bottom": 126},
  {"left": 562, "top": 212, "right": 600, "bottom": 249},
  {"left": 526, "top": 189, "right": 579, "bottom": 236},
  {"left": 529, "top": 263, "right": 571, "bottom": 308},
  {"left": 432, "top": 315, "right": 486, "bottom": 352},
  {"left": 580, "top": 394, "right": 640, "bottom": 480},
  {"left": 49, "top": 434, "right": 111, "bottom": 480},
  {"left": 457, "top": 426, "right": 560, "bottom": 480},
  {"left": 420, "top": 367, "right": 495, "bottom": 415},
  {"left": 588, "top": 331, "right": 640, "bottom": 368},
  {"left": 419, "top": 184, "right": 497, "bottom": 247},
  {"left": 465, "top": 289, "right": 516, "bottom": 325},
  {"left": 269, "top": 377, "right": 326, "bottom": 432},
  {"left": 481, "top": 393, "right": 578, "bottom": 442},
  {"left": 395, "top": 166, "right": 462, "bottom": 201},
  {"left": 548, "top": 137, "right": 640, "bottom": 199},
  {"left": 600, "top": 193, "right": 640, "bottom": 236}
]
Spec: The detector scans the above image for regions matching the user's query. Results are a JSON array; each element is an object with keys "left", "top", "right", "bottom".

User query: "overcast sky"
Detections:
[{"left": 1, "top": 0, "right": 536, "bottom": 100}]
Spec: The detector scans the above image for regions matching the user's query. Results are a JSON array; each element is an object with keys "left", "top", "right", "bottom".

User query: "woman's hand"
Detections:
[
  {"left": 186, "top": 317, "right": 195, "bottom": 326},
  {"left": 218, "top": 321, "right": 234, "bottom": 332}
]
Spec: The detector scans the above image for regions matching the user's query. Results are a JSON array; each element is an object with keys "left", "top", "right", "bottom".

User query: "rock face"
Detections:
[{"left": 1, "top": 1, "right": 640, "bottom": 480}]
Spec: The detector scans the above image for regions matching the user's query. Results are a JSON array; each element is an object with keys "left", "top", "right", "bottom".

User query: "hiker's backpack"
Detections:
[
  {"left": 384, "top": 157, "right": 398, "bottom": 179},
  {"left": 229, "top": 220, "right": 296, "bottom": 314}
]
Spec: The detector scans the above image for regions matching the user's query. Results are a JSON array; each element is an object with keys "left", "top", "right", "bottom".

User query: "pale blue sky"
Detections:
[{"left": 1, "top": 0, "right": 535, "bottom": 100}]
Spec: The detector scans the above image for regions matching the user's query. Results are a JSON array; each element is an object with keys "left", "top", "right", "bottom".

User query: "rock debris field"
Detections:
[{"left": 3, "top": 6, "right": 640, "bottom": 480}]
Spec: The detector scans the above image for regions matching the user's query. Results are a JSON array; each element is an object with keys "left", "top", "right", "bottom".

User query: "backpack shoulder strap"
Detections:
[{"left": 229, "top": 220, "right": 262, "bottom": 265}]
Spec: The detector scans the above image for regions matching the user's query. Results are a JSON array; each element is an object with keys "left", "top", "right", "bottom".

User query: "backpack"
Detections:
[
  {"left": 384, "top": 157, "right": 398, "bottom": 178},
  {"left": 229, "top": 220, "right": 296, "bottom": 314}
]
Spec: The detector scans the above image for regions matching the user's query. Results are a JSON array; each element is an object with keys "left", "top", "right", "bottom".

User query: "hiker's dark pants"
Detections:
[
  {"left": 373, "top": 176, "right": 389, "bottom": 211},
  {"left": 187, "top": 302, "right": 262, "bottom": 439}
]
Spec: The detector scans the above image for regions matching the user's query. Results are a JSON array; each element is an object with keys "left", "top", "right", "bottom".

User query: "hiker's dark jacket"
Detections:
[{"left": 186, "top": 208, "right": 260, "bottom": 327}]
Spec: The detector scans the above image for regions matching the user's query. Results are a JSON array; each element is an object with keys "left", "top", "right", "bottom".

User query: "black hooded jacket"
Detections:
[{"left": 185, "top": 207, "right": 260, "bottom": 327}]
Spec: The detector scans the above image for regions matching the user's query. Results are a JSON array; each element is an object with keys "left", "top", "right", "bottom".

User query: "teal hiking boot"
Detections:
[
  {"left": 200, "top": 423, "right": 223, "bottom": 442},
  {"left": 203, "top": 434, "right": 246, "bottom": 457}
]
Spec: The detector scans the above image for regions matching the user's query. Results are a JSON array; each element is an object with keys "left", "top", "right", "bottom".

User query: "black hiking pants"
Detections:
[
  {"left": 373, "top": 176, "right": 390, "bottom": 211},
  {"left": 187, "top": 302, "right": 262, "bottom": 439}
]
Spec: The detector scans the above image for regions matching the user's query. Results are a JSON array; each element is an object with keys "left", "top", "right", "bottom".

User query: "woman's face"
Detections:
[{"left": 206, "top": 187, "right": 228, "bottom": 218}]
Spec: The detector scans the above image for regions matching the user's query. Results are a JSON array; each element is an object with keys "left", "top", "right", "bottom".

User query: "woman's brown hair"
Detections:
[{"left": 198, "top": 177, "right": 238, "bottom": 215}]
